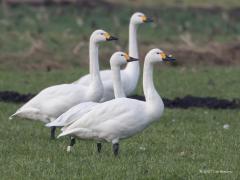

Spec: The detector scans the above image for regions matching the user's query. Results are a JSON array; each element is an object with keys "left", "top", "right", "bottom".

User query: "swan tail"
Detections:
[
  {"left": 46, "top": 120, "right": 62, "bottom": 127},
  {"left": 46, "top": 117, "right": 75, "bottom": 128},
  {"left": 9, "top": 108, "right": 25, "bottom": 120},
  {"left": 9, "top": 107, "right": 40, "bottom": 120},
  {"left": 60, "top": 126, "right": 69, "bottom": 132},
  {"left": 58, "top": 128, "right": 98, "bottom": 140},
  {"left": 9, "top": 112, "right": 19, "bottom": 120}
]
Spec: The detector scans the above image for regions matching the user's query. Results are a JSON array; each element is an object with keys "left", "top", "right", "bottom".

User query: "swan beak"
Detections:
[
  {"left": 106, "top": 36, "right": 118, "bottom": 41},
  {"left": 128, "top": 57, "right": 139, "bottom": 62},
  {"left": 104, "top": 33, "right": 118, "bottom": 41},
  {"left": 161, "top": 53, "right": 176, "bottom": 62},
  {"left": 124, "top": 53, "right": 138, "bottom": 62},
  {"left": 142, "top": 16, "right": 153, "bottom": 23}
]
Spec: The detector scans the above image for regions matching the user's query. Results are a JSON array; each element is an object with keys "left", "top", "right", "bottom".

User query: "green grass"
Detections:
[
  {"left": 1, "top": 67, "right": 239, "bottom": 99},
  {"left": 0, "top": 66, "right": 239, "bottom": 179},
  {"left": 0, "top": 2, "right": 240, "bottom": 179},
  {"left": 0, "top": 105, "right": 239, "bottom": 179}
]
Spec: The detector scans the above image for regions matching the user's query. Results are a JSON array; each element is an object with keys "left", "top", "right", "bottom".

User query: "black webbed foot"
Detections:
[
  {"left": 50, "top": 126, "right": 56, "bottom": 139},
  {"left": 97, "top": 143, "right": 102, "bottom": 153},
  {"left": 112, "top": 143, "right": 119, "bottom": 156}
]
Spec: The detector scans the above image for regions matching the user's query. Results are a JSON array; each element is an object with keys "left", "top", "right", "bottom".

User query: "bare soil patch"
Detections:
[
  {"left": 1, "top": 41, "right": 240, "bottom": 71},
  {"left": 166, "top": 41, "right": 240, "bottom": 66},
  {"left": 1, "top": 91, "right": 239, "bottom": 109}
]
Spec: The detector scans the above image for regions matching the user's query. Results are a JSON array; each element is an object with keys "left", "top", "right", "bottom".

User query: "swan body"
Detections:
[
  {"left": 74, "top": 12, "right": 153, "bottom": 102},
  {"left": 58, "top": 49, "right": 176, "bottom": 155},
  {"left": 10, "top": 84, "right": 99, "bottom": 123},
  {"left": 46, "top": 52, "right": 137, "bottom": 129},
  {"left": 58, "top": 98, "right": 149, "bottom": 141},
  {"left": 46, "top": 102, "right": 99, "bottom": 127},
  {"left": 10, "top": 30, "right": 117, "bottom": 128}
]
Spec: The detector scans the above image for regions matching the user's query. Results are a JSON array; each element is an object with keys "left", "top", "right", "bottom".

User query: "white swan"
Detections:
[
  {"left": 9, "top": 29, "right": 118, "bottom": 138},
  {"left": 46, "top": 52, "right": 138, "bottom": 152},
  {"left": 46, "top": 52, "right": 137, "bottom": 128},
  {"left": 58, "top": 48, "right": 176, "bottom": 156},
  {"left": 74, "top": 12, "right": 153, "bottom": 102}
]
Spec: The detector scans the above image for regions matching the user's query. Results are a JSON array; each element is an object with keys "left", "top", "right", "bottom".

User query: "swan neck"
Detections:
[
  {"left": 122, "top": 22, "right": 140, "bottom": 93},
  {"left": 111, "top": 65, "right": 125, "bottom": 98},
  {"left": 143, "top": 59, "right": 161, "bottom": 103},
  {"left": 89, "top": 40, "right": 101, "bottom": 82},
  {"left": 129, "top": 22, "right": 139, "bottom": 59}
]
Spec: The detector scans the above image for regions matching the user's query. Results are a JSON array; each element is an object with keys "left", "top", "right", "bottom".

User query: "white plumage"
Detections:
[
  {"left": 58, "top": 49, "right": 176, "bottom": 155},
  {"left": 46, "top": 102, "right": 99, "bottom": 128},
  {"left": 10, "top": 84, "right": 96, "bottom": 123},
  {"left": 74, "top": 12, "right": 153, "bottom": 102},
  {"left": 9, "top": 29, "right": 117, "bottom": 138},
  {"left": 46, "top": 52, "right": 138, "bottom": 129}
]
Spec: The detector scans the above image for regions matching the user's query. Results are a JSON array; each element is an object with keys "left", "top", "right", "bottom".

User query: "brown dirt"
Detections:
[
  {"left": 1, "top": 40, "right": 240, "bottom": 71},
  {"left": 0, "top": 52, "right": 68, "bottom": 71},
  {"left": 137, "top": 40, "right": 240, "bottom": 66},
  {"left": 167, "top": 41, "right": 240, "bottom": 66}
]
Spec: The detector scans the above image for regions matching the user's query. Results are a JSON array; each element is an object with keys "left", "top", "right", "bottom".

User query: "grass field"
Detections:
[
  {"left": 0, "top": 67, "right": 240, "bottom": 99},
  {"left": 0, "top": 1, "right": 240, "bottom": 179},
  {"left": 0, "top": 67, "right": 240, "bottom": 179},
  {"left": 1, "top": 104, "right": 239, "bottom": 179}
]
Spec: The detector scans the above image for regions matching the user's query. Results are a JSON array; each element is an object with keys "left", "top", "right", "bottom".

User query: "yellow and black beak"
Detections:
[
  {"left": 124, "top": 54, "right": 138, "bottom": 62},
  {"left": 128, "top": 57, "right": 138, "bottom": 62},
  {"left": 161, "top": 52, "right": 176, "bottom": 62},
  {"left": 104, "top": 32, "right": 118, "bottom": 41},
  {"left": 142, "top": 16, "right": 153, "bottom": 23}
]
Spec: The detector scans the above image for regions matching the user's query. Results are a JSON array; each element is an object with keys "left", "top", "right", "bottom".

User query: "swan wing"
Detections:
[
  {"left": 58, "top": 127, "right": 98, "bottom": 140},
  {"left": 59, "top": 98, "right": 147, "bottom": 141},
  {"left": 46, "top": 102, "right": 99, "bottom": 127},
  {"left": 13, "top": 83, "right": 89, "bottom": 120}
]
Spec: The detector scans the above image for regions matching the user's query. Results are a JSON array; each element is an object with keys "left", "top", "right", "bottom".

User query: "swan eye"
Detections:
[
  {"left": 156, "top": 52, "right": 160, "bottom": 54},
  {"left": 100, "top": 33, "right": 104, "bottom": 35},
  {"left": 138, "top": 15, "right": 142, "bottom": 17},
  {"left": 121, "top": 54, "right": 124, "bottom": 56}
]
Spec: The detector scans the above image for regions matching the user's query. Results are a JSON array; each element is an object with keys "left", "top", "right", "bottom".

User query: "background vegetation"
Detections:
[
  {"left": 0, "top": 0, "right": 240, "bottom": 70},
  {"left": 0, "top": 0, "right": 239, "bottom": 179}
]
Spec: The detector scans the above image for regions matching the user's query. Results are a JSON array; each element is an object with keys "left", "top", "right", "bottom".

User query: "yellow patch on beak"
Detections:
[
  {"left": 160, "top": 52, "right": 166, "bottom": 59},
  {"left": 141, "top": 16, "right": 147, "bottom": 22},
  {"left": 124, "top": 53, "right": 130, "bottom": 61},
  {"left": 104, "top": 32, "right": 111, "bottom": 39}
]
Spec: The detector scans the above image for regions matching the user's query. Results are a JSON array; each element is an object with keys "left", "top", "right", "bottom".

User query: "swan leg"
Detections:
[
  {"left": 67, "top": 137, "right": 76, "bottom": 152},
  {"left": 112, "top": 143, "right": 119, "bottom": 156},
  {"left": 50, "top": 126, "right": 56, "bottom": 139},
  {"left": 97, "top": 142, "right": 102, "bottom": 153}
]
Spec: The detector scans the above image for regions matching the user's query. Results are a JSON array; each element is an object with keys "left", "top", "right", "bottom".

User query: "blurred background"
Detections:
[
  {"left": 0, "top": 0, "right": 240, "bottom": 71},
  {"left": 1, "top": 0, "right": 240, "bottom": 99}
]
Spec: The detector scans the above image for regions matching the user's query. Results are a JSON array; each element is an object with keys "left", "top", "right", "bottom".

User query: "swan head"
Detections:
[
  {"left": 90, "top": 29, "right": 118, "bottom": 43},
  {"left": 130, "top": 12, "right": 153, "bottom": 25},
  {"left": 146, "top": 48, "right": 176, "bottom": 63},
  {"left": 110, "top": 52, "right": 138, "bottom": 67}
]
